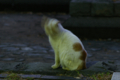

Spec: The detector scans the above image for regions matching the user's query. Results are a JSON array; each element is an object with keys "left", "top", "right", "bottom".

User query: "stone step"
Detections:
[
  {"left": 63, "top": 17, "right": 120, "bottom": 28},
  {"left": 70, "top": 0, "right": 120, "bottom": 17},
  {"left": 0, "top": 61, "right": 119, "bottom": 76},
  {"left": 111, "top": 72, "right": 120, "bottom": 80},
  {"left": 62, "top": 17, "right": 120, "bottom": 39}
]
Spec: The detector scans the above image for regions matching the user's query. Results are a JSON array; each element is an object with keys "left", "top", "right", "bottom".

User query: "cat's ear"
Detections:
[
  {"left": 41, "top": 16, "right": 48, "bottom": 28},
  {"left": 55, "top": 21, "right": 60, "bottom": 27}
]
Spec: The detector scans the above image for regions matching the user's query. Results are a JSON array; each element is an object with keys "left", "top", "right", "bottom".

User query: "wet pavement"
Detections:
[
  {"left": 0, "top": 43, "right": 54, "bottom": 63},
  {"left": 0, "top": 40, "right": 120, "bottom": 63},
  {"left": 0, "top": 13, "right": 120, "bottom": 63}
]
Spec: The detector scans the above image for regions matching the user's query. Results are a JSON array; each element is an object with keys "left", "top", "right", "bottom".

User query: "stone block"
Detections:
[
  {"left": 91, "top": 0, "right": 114, "bottom": 16},
  {"left": 70, "top": 0, "right": 91, "bottom": 16},
  {"left": 111, "top": 72, "right": 120, "bottom": 80},
  {"left": 114, "top": 1, "right": 120, "bottom": 16}
]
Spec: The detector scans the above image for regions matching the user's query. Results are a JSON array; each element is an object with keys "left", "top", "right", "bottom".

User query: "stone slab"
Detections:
[
  {"left": 0, "top": 61, "right": 119, "bottom": 79},
  {"left": 70, "top": 0, "right": 91, "bottom": 16},
  {"left": 0, "top": 61, "right": 119, "bottom": 76},
  {"left": 111, "top": 72, "right": 120, "bottom": 80},
  {"left": 62, "top": 17, "right": 120, "bottom": 27},
  {"left": 91, "top": 0, "right": 113, "bottom": 16}
]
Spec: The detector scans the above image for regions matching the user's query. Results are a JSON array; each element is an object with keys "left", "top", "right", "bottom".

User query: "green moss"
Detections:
[
  {"left": 6, "top": 73, "right": 22, "bottom": 80},
  {"left": 89, "top": 72, "right": 112, "bottom": 80}
]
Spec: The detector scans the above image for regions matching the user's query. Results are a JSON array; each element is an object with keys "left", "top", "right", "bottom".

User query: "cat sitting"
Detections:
[{"left": 41, "top": 16, "right": 87, "bottom": 71}]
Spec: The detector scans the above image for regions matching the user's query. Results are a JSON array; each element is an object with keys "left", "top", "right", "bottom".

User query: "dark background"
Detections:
[{"left": 0, "top": 0, "right": 70, "bottom": 13}]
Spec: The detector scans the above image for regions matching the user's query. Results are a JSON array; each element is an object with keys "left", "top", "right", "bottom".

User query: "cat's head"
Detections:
[{"left": 41, "top": 16, "right": 60, "bottom": 36}]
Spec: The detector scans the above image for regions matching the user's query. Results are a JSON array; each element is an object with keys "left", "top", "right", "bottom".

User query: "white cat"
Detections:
[{"left": 41, "top": 16, "right": 87, "bottom": 71}]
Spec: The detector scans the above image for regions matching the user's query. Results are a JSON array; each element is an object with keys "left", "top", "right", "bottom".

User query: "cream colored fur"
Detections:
[{"left": 41, "top": 16, "right": 87, "bottom": 71}]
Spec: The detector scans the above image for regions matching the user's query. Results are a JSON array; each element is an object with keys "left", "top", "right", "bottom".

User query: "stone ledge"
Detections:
[
  {"left": 0, "top": 61, "right": 119, "bottom": 77},
  {"left": 111, "top": 72, "right": 120, "bottom": 80},
  {"left": 62, "top": 17, "right": 120, "bottom": 38},
  {"left": 63, "top": 17, "right": 120, "bottom": 27},
  {"left": 70, "top": 0, "right": 120, "bottom": 16}
]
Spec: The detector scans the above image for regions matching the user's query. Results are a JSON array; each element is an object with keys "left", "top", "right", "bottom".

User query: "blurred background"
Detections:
[
  {"left": 1, "top": 0, "right": 120, "bottom": 40},
  {"left": 0, "top": 0, "right": 70, "bottom": 13}
]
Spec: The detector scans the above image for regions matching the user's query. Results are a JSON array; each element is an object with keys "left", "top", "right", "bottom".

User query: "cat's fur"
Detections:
[{"left": 41, "top": 16, "right": 87, "bottom": 71}]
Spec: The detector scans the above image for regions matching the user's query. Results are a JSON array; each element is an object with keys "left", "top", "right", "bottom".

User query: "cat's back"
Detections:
[
  {"left": 59, "top": 30, "right": 85, "bottom": 53},
  {"left": 59, "top": 30, "right": 87, "bottom": 70},
  {"left": 61, "top": 30, "right": 84, "bottom": 48}
]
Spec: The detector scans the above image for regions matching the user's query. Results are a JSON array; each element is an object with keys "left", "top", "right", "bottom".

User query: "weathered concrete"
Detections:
[
  {"left": 0, "top": 61, "right": 119, "bottom": 76},
  {"left": 111, "top": 72, "right": 120, "bottom": 80},
  {"left": 1, "top": 41, "right": 120, "bottom": 63}
]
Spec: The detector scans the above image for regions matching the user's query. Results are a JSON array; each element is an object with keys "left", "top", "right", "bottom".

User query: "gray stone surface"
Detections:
[
  {"left": 21, "top": 47, "right": 33, "bottom": 51},
  {"left": 70, "top": 0, "right": 91, "bottom": 16},
  {"left": 111, "top": 72, "right": 120, "bottom": 80},
  {"left": 26, "top": 53, "right": 44, "bottom": 57},
  {"left": 69, "top": 0, "right": 120, "bottom": 17},
  {"left": 1, "top": 47, "right": 19, "bottom": 51},
  {"left": 10, "top": 44, "right": 27, "bottom": 47},
  {"left": 115, "top": 61, "right": 120, "bottom": 72},
  {"left": 0, "top": 43, "right": 54, "bottom": 62},
  {"left": 86, "top": 61, "right": 116, "bottom": 72},
  {"left": 16, "top": 58, "right": 25, "bottom": 62},
  {"left": 92, "top": 0, "right": 113, "bottom": 16},
  {"left": 0, "top": 55, "right": 5, "bottom": 58},
  {"left": 0, "top": 62, "right": 20, "bottom": 71},
  {"left": 2, "top": 58, "right": 15, "bottom": 61},
  {"left": 1, "top": 40, "right": 120, "bottom": 63},
  {"left": 0, "top": 61, "right": 119, "bottom": 76}
]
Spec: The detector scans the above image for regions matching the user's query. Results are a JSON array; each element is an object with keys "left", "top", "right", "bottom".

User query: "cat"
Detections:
[{"left": 41, "top": 16, "right": 87, "bottom": 71}]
